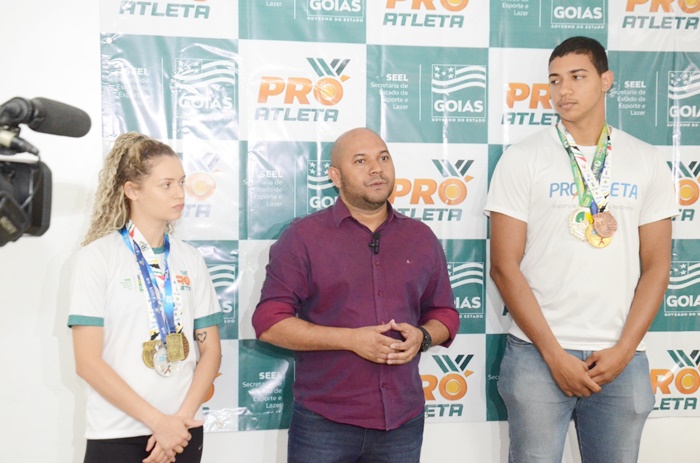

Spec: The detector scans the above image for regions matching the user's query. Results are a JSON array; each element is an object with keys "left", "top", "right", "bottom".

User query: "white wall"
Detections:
[{"left": 0, "top": 2, "right": 697, "bottom": 462}]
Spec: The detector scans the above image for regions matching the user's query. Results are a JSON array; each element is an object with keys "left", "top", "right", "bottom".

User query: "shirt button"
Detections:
[
  {"left": 375, "top": 261, "right": 380, "bottom": 266},
  {"left": 377, "top": 290, "right": 382, "bottom": 296},
  {"left": 381, "top": 383, "right": 387, "bottom": 388}
]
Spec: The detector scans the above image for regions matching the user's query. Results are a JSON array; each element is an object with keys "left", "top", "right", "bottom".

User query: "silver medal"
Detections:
[
  {"left": 568, "top": 207, "right": 590, "bottom": 241},
  {"left": 153, "top": 344, "right": 180, "bottom": 377}
]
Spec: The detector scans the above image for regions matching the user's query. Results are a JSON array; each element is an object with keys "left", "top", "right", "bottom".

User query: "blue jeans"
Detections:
[
  {"left": 498, "top": 335, "right": 655, "bottom": 463},
  {"left": 287, "top": 402, "right": 424, "bottom": 463}
]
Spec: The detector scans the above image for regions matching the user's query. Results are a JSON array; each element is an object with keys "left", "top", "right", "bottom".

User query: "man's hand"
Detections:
[
  {"left": 348, "top": 321, "right": 402, "bottom": 363},
  {"left": 386, "top": 320, "right": 423, "bottom": 365},
  {"left": 586, "top": 346, "right": 635, "bottom": 386},
  {"left": 547, "top": 351, "right": 602, "bottom": 397}
]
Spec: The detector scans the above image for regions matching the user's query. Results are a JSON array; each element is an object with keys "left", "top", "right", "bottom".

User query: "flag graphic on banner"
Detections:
[
  {"left": 432, "top": 65, "right": 486, "bottom": 95},
  {"left": 669, "top": 71, "right": 700, "bottom": 101},
  {"left": 669, "top": 262, "right": 700, "bottom": 291},
  {"left": 174, "top": 59, "right": 237, "bottom": 90},
  {"left": 448, "top": 261, "right": 484, "bottom": 289}
]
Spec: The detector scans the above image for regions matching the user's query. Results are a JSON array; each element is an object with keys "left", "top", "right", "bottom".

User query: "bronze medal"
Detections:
[
  {"left": 166, "top": 332, "right": 186, "bottom": 362},
  {"left": 182, "top": 333, "right": 190, "bottom": 359},
  {"left": 142, "top": 340, "right": 161, "bottom": 369},
  {"left": 568, "top": 207, "right": 591, "bottom": 241},
  {"left": 585, "top": 223, "right": 612, "bottom": 248},
  {"left": 592, "top": 211, "right": 617, "bottom": 238}
]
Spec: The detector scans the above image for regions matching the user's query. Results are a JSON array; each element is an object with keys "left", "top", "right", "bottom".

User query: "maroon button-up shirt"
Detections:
[{"left": 253, "top": 200, "right": 459, "bottom": 430}]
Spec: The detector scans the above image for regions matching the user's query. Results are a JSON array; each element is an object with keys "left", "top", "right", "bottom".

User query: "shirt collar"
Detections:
[{"left": 331, "top": 198, "right": 401, "bottom": 229}]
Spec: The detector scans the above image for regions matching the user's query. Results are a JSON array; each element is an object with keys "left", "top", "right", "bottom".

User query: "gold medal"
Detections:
[
  {"left": 142, "top": 340, "right": 161, "bottom": 369},
  {"left": 585, "top": 223, "right": 612, "bottom": 248},
  {"left": 568, "top": 207, "right": 591, "bottom": 241},
  {"left": 166, "top": 332, "right": 186, "bottom": 362},
  {"left": 592, "top": 211, "right": 617, "bottom": 238}
]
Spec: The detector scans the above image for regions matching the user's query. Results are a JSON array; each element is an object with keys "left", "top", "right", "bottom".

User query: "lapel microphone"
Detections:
[{"left": 369, "top": 232, "right": 380, "bottom": 254}]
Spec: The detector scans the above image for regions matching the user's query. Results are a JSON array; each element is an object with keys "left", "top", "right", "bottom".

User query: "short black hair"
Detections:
[{"left": 549, "top": 36, "right": 609, "bottom": 75}]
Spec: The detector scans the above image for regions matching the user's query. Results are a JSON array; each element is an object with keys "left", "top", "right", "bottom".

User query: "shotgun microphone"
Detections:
[{"left": 0, "top": 97, "right": 91, "bottom": 138}]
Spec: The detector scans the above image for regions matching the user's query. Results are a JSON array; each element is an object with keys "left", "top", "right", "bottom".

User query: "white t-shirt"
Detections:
[
  {"left": 484, "top": 126, "right": 678, "bottom": 351},
  {"left": 67, "top": 231, "right": 222, "bottom": 439}
]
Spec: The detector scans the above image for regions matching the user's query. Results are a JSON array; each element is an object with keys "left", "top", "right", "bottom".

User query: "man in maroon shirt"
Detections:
[{"left": 252, "top": 127, "right": 459, "bottom": 463}]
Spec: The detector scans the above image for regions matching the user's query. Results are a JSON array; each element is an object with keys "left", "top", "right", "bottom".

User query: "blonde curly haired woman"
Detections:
[{"left": 67, "top": 132, "right": 222, "bottom": 463}]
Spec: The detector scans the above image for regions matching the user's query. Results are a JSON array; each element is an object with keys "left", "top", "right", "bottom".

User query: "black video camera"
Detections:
[{"left": 0, "top": 97, "right": 91, "bottom": 247}]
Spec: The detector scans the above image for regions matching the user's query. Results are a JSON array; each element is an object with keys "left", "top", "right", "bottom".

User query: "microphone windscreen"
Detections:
[{"left": 29, "top": 98, "right": 91, "bottom": 138}]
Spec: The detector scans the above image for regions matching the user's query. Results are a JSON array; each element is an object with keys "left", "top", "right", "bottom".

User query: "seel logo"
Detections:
[
  {"left": 256, "top": 58, "right": 351, "bottom": 122},
  {"left": 431, "top": 65, "right": 486, "bottom": 122},
  {"left": 422, "top": 354, "right": 474, "bottom": 418},
  {"left": 651, "top": 349, "right": 700, "bottom": 411},
  {"left": 391, "top": 159, "right": 475, "bottom": 222}
]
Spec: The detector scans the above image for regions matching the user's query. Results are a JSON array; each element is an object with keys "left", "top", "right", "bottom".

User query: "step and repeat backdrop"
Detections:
[{"left": 98, "top": 0, "right": 700, "bottom": 430}]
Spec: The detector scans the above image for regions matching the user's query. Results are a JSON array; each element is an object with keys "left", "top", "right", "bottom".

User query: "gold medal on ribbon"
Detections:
[
  {"left": 568, "top": 207, "right": 591, "bottom": 241},
  {"left": 592, "top": 211, "right": 617, "bottom": 239},
  {"left": 142, "top": 340, "right": 161, "bottom": 369},
  {"left": 585, "top": 223, "right": 612, "bottom": 248},
  {"left": 166, "top": 332, "right": 186, "bottom": 362}
]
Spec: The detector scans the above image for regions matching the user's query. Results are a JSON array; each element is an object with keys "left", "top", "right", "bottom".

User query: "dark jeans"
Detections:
[
  {"left": 84, "top": 426, "right": 203, "bottom": 463},
  {"left": 288, "top": 402, "right": 424, "bottom": 463}
]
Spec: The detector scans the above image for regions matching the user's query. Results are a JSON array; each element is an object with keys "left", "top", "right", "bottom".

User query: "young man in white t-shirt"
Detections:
[{"left": 485, "top": 36, "right": 678, "bottom": 462}]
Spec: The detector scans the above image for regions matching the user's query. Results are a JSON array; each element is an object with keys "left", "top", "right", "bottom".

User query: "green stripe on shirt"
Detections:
[
  {"left": 194, "top": 312, "right": 224, "bottom": 330},
  {"left": 67, "top": 315, "right": 104, "bottom": 328}
]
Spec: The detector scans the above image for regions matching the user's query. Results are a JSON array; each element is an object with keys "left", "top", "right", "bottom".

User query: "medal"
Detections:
[
  {"left": 142, "top": 340, "right": 161, "bottom": 369},
  {"left": 182, "top": 333, "right": 190, "bottom": 359},
  {"left": 120, "top": 223, "right": 186, "bottom": 376},
  {"left": 166, "top": 332, "right": 187, "bottom": 362},
  {"left": 592, "top": 211, "right": 617, "bottom": 238},
  {"left": 557, "top": 124, "right": 614, "bottom": 244},
  {"left": 153, "top": 344, "right": 180, "bottom": 377},
  {"left": 568, "top": 207, "right": 592, "bottom": 241},
  {"left": 585, "top": 223, "right": 612, "bottom": 248}
]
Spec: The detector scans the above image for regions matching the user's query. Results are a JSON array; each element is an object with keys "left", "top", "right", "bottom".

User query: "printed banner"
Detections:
[{"left": 99, "top": 0, "right": 700, "bottom": 430}]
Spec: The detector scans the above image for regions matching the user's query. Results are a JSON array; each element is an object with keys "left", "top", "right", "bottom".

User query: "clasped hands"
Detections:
[
  {"left": 350, "top": 319, "right": 423, "bottom": 365},
  {"left": 143, "top": 414, "right": 204, "bottom": 463},
  {"left": 550, "top": 345, "right": 634, "bottom": 398}
]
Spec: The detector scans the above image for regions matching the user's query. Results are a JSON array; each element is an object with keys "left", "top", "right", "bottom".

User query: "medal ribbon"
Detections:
[
  {"left": 556, "top": 123, "right": 612, "bottom": 213},
  {"left": 120, "top": 223, "right": 176, "bottom": 346}
]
